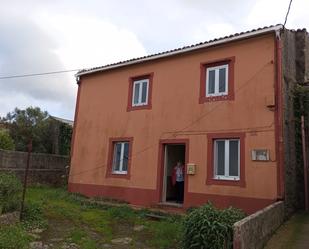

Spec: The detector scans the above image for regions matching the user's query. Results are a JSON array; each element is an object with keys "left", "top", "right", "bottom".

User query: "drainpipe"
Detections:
[{"left": 300, "top": 95, "right": 309, "bottom": 211}]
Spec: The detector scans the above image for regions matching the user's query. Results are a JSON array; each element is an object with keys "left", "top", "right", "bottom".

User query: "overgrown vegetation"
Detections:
[
  {"left": 1, "top": 106, "right": 73, "bottom": 155},
  {"left": 0, "top": 128, "right": 15, "bottom": 150},
  {"left": 0, "top": 172, "right": 22, "bottom": 214},
  {"left": 183, "top": 202, "right": 246, "bottom": 249},
  {"left": 0, "top": 186, "right": 247, "bottom": 248}
]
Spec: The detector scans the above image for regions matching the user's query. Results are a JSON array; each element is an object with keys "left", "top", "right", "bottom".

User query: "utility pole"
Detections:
[{"left": 20, "top": 138, "right": 32, "bottom": 220}]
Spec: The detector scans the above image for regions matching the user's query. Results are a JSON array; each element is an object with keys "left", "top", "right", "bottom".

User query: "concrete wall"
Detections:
[
  {"left": 0, "top": 149, "right": 70, "bottom": 186},
  {"left": 233, "top": 201, "right": 284, "bottom": 249},
  {"left": 70, "top": 33, "right": 278, "bottom": 214}
]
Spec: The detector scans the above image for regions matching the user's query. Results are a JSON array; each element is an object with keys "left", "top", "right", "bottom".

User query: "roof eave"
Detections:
[{"left": 76, "top": 25, "right": 283, "bottom": 78}]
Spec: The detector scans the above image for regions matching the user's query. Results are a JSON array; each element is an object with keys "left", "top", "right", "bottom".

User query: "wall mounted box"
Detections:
[
  {"left": 187, "top": 163, "right": 196, "bottom": 175},
  {"left": 251, "top": 149, "right": 270, "bottom": 161}
]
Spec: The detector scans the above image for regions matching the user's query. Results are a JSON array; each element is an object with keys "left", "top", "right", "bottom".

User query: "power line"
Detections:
[
  {"left": 0, "top": 69, "right": 81, "bottom": 80},
  {"left": 283, "top": 0, "right": 293, "bottom": 28}
]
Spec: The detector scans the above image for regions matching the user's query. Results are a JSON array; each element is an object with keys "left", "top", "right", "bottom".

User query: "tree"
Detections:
[
  {"left": 0, "top": 129, "right": 15, "bottom": 150},
  {"left": 4, "top": 107, "right": 52, "bottom": 153}
]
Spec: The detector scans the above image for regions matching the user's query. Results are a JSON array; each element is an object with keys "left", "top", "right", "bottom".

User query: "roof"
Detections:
[
  {"left": 76, "top": 24, "right": 283, "bottom": 78},
  {"left": 49, "top": 116, "right": 74, "bottom": 126}
]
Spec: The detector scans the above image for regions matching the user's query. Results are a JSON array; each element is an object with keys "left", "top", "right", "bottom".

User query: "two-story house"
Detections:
[{"left": 69, "top": 25, "right": 309, "bottom": 214}]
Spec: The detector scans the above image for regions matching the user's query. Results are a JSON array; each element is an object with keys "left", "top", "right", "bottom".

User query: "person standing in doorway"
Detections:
[{"left": 172, "top": 161, "right": 185, "bottom": 203}]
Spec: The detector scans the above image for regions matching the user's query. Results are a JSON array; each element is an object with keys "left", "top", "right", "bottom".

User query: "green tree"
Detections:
[
  {"left": 4, "top": 107, "right": 52, "bottom": 153},
  {"left": 0, "top": 129, "right": 15, "bottom": 150}
]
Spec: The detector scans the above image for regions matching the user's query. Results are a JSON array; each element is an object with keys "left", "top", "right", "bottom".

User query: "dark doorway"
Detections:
[{"left": 162, "top": 144, "right": 186, "bottom": 204}]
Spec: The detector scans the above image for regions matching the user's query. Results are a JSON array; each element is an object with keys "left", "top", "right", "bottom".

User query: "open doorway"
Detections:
[{"left": 162, "top": 144, "right": 186, "bottom": 204}]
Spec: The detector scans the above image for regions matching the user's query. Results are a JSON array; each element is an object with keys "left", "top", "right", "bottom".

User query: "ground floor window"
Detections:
[
  {"left": 214, "top": 139, "right": 240, "bottom": 180},
  {"left": 206, "top": 133, "right": 246, "bottom": 187},
  {"left": 112, "top": 141, "right": 129, "bottom": 174},
  {"left": 106, "top": 137, "right": 133, "bottom": 179}
]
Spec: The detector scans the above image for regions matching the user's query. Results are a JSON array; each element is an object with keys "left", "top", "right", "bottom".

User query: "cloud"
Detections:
[
  {"left": 0, "top": 0, "right": 308, "bottom": 119},
  {"left": 0, "top": 2, "right": 147, "bottom": 119}
]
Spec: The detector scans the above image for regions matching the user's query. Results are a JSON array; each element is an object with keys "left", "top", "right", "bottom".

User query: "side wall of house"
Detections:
[
  {"left": 282, "top": 29, "right": 309, "bottom": 216},
  {"left": 69, "top": 34, "right": 278, "bottom": 214}
]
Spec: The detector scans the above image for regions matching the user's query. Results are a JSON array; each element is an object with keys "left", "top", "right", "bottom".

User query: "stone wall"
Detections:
[
  {"left": 0, "top": 149, "right": 70, "bottom": 186},
  {"left": 233, "top": 201, "right": 284, "bottom": 249},
  {"left": 282, "top": 29, "right": 309, "bottom": 215}
]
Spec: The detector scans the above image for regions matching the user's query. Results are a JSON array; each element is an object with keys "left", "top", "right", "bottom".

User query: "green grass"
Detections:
[
  {"left": 0, "top": 225, "right": 32, "bottom": 249},
  {"left": 11, "top": 186, "right": 183, "bottom": 249}
]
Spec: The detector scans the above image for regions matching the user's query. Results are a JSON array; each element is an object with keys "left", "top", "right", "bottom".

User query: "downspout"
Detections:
[
  {"left": 301, "top": 112, "right": 308, "bottom": 211},
  {"left": 275, "top": 30, "right": 285, "bottom": 200}
]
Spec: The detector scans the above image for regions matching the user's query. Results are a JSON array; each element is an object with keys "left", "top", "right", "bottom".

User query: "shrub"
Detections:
[
  {"left": 22, "top": 202, "right": 48, "bottom": 229},
  {"left": 0, "top": 129, "right": 15, "bottom": 150},
  {"left": 183, "top": 202, "right": 246, "bottom": 249},
  {"left": 0, "top": 172, "right": 22, "bottom": 214}
]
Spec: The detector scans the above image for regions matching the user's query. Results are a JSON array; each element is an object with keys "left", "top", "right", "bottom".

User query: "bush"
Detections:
[
  {"left": 0, "top": 129, "right": 15, "bottom": 150},
  {"left": 183, "top": 203, "right": 246, "bottom": 249},
  {"left": 0, "top": 172, "right": 22, "bottom": 214},
  {"left": 22, "top": 202, "right": 48, "bottom": 229}
]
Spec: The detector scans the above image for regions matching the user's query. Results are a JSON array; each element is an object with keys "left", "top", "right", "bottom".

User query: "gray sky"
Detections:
[{"left": 0, "top": 0, "right": 308, "bottom": 120}]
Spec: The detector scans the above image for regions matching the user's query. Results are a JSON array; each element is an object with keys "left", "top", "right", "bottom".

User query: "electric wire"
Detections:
[
  {"left": 283, "top": 0, "right": 293, "bottom": 28},
  {"left": 0, "top": 69, "right": 81, "bottom": 80}
]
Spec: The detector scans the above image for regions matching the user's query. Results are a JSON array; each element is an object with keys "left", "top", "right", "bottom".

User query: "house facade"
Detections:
[{"left": 69, "top": 25, "right": 309, "bottom": 214}]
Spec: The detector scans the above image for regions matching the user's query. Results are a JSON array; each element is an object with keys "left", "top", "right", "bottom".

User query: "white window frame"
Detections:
[
  {"left": 206, "top": 64, "right": 229, "bottom": 97},
  {"left": 112, "top": 141, "right": 129, "bottom": 174},
  {"left": 214, "top": 139, "right": 240, "bottom": 181},
  {"left": 132, "top": 79, "right": 149, "bottom": 107}
]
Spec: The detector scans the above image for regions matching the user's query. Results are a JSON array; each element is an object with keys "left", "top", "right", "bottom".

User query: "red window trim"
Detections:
[
  {"left": 106, "top": 137, "right": 133, "bottom": 179},
  {"left": 127, "top": 73, "right": 153, "bottom": 111},
  {"left": 199, "top": 56, "right": 235, "bottom": 103},
  {"left": 206, "top": 132, "right": 246, "bottom": 187}
]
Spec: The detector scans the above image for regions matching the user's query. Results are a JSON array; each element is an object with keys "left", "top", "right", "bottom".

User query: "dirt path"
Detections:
[{"left": 264, "top": 212, "right": 309, "bottom": 249}]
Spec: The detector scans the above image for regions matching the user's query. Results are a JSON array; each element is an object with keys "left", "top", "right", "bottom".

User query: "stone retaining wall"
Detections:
[
  {"left": 0, "top": 149, "right": 70, "bottom": 186},
  {"left": 233, "top": 201, "right": 284, "bottom": 249}
]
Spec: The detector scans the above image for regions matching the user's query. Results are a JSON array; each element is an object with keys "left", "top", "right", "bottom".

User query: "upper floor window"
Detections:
[
  {"left": 199, "top": 57, "right": 235, "bottom": 103},
  {"left": 206, "top": 64, "right": 228, "bottom": 97},
  {"left": 133, "top": 79, "right": 149, "bottom": 106},
  {"left": 127, "top": 73, "right": 153, "bottom": 111}
]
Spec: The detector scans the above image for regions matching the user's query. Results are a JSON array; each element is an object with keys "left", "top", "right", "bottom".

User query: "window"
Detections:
[
  {"left": 206, "top": 64, "right": 228, "bottom": 97},
  {"left": 206, "top": 133, "right": 245, "bottom": 187},
  {"left": 127, "top": 73, "right": 153, "bottom": 111},
  {"left": 112, "top": 141, "right": 129, "bottom": 174},
  {"left": 132, "top": 79, "right": 149, "bottom": 106},
  {"left": 106, "top": 137, "right": 133, "bottom": 179},
  {"left": 214, "top": 139, "right": 239, "bottom": 180},
  {"left": 199, "top": 57, "right": 235, "bottom": 103}
]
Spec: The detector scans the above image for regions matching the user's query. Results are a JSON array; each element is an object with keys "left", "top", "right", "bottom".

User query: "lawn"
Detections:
[{"left": 0, "top": 186, "right": 183, "bottom": 249}]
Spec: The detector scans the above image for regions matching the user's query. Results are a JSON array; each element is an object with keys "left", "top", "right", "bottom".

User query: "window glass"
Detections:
[
  {"left": 229, "top": 140, "right": 239, "bottom": 176},
  {"left": 133, "top": 83, "right": 140, "bottom": 104},
  {"left": 216, "top": 140, "right": 225, "bottom": 175},
  {"left": 141, "top": 81, "right": 148, "bottom": 103},
  {"left": 113, "top": 143, "right": 122, "bottom": 171},
  {"left": 219, "top": 68, "right": 226, "bottom": 93},
  {"left": 122, "top": 142, "right": 129, "bottom": 171},
  {"left": 208, "top": 70, "right": 215, "bottom": 94}
]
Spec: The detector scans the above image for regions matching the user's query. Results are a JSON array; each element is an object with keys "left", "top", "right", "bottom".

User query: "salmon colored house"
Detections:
[{"left": 69, "top": 25, "right": 309, "bottom": 214}]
